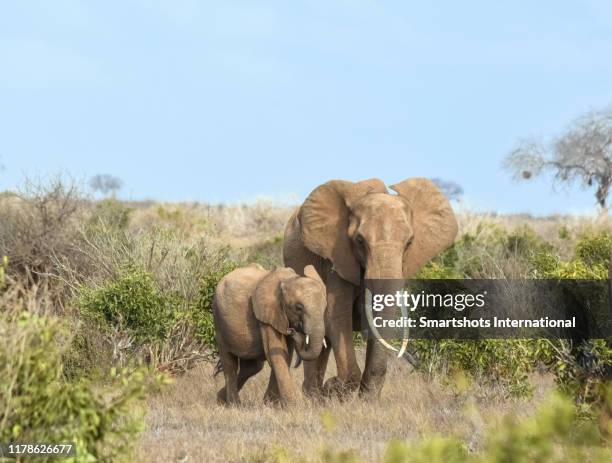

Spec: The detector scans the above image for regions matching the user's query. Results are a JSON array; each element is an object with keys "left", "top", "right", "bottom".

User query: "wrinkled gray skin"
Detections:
[
  {"left": 283, "top": 178, "right": 458, "bottom": 399},
  {"left": 213, "top": 264, "right": 327, "bottom": 406}
]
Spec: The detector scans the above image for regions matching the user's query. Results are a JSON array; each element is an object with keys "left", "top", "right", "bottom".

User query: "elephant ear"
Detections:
[
  {"left": 303, "top": 264, "right": 324, "bottom": 286},
  {"left": 252, "top": 268, "right": 296, "bottom": 335},
  {"left": 299, "top": 178, "right": 388, "bottom": 285},
  {"left": 390, "top": 178, "right": 458, "bottom": 278}
]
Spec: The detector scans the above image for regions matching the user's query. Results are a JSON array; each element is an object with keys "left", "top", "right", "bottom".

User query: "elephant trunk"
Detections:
[
  {"left": 364, "top": 243, "right": 404, "bottom": 281},
  {"left": 291, "top": 327, "right": 324, "bottom": 361},
  {"left": 364, "top": 247, "right": 406, "bottom": 339}
]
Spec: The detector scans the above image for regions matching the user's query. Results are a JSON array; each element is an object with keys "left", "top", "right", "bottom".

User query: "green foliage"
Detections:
[
  {"left": 419, "top": 223, "right": 552, "bottom": 280},
  {"left": 414, "top": 339, "right": 535, "bottom": 398},
  {"left": 558, "top": 225, "right": 571, "bottom": 240},
  {"left": 416, "top": 228, "right": 612, "bottom": 402},
  {"left": 529, "top": 233, "right": 612, "bottom": 408},
  {"left": 0, "top": 312, "right": 159, "bottom": 462},
  {"left": 535, "top": 339, "right": 612, "bottom": 410},
  {"left": 384, "top": 438, "right": 467, "bottom": 463},
  {"left": 87, "top": 198, "right": 133, "bottom": 232},
  {"left": 85, "top": 198, "right": 134, "bottom": 234},
  {"left": 192, "top": 256, "right": 237, "bottom": 347},
  {"left": 574, "top": 232, "right": 612, "bottom": 268},
  {"left": 78, "top": 264, "right": 177, "bottom": 343},
  {"left": 502, "top": 225, "right": 554, "bottom": 258},
  {"left": 480, "top": 393, "right": 606, "bottom": 462},
  {"left": 416, "top": 262, "right": 461, "bottom": 279},
  {"left": 154, "top": 204, "right": 209, "bottom": 235},
  {"left": 243, "top": 235, "right": 284, "bottom": 268}
]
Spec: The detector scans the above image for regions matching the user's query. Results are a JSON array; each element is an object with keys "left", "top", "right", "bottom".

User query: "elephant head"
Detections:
[
  {"left": 253, "top": 265, "right": 327, "bottom": 361},
  {"left": 298, "top": 178, "right": 458, "bottom": 284}
]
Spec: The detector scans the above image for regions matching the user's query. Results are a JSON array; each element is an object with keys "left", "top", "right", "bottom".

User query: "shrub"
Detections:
[
  {"left": 535, "top": 339, "right": 612, "bottom": 410},
  {"left": 0, "top": 178, "right": 83, "bottom": 278},
  {"left": 78, "top": 264, "right": 177, "bottom": 343},
  {"left": 558, "top": 225, "right": 571, "bottom": 240},
  {"left": 192, "top": 255, "right": 237, "bottom": 347},
  {"left": 574, "top": 232, "right": 612, "bottom": 268},
  {"left": 530, "top": 235, "right": 612, "bottom": 408},
  {"left": 242, "top": 235, "right": 284, "bottom": 269},
  {"left": 414, "top": 225, "right": 542, "bottom": 398},
  {"left": 420, "top": 222, "right": 551, "bottom": 280},
  {"left": 413, "top": 339, "right": 535, "bottom": 398},
  {"left": 86, "top": 198, "right": 133, "bottom": 232},
  {"left": 0, "top": 312, "right": 158, "bottom": 462}
]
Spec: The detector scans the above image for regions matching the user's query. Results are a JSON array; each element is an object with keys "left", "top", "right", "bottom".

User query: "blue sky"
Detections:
[{"left": 1, "top": 1, "right": 612, "bottom": 214}]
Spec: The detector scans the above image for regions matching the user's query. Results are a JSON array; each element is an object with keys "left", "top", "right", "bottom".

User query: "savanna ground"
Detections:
[
  {"left": 1, "top": 178, "right": 611, "bottom": 462},
  {"left": 136, "top": 350, "right": 555, "bottom": 463}
]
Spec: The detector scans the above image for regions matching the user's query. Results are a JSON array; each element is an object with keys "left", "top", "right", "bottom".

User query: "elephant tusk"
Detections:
[
  {"left": 323, "top": 338, "right": 327, "bottom": 349},
  {"left": 364, "top": 288, "right": 410, "bottom": 357},
  {"left": 305, "top": 334, "right": 310, "bottom": 346}
]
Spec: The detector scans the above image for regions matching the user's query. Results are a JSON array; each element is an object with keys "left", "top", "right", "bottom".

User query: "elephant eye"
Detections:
[
  {"left": 355, "top": 234, "right": 365, "bottom": 246},
  {"left": 406, "top": 237, "right": 414, "bottom": 248},
  {"left": 295, "top": 303, "right": 304, "bottom": 313}
]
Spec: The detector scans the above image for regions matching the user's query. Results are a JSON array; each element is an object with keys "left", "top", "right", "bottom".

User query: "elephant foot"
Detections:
[
  {"left": 264, "top": 391, "right": 298, "bottom": 408},
  {"left": 358, "top": 377, "right": 385, "bottom": 400},
  {"left": 217, "top": 388, "right": 240, "bottom": 406},
  {"left": 263, "top": 386, "right": 283, "bottom": 405},
  {"left": 302, "top": 380, "right": 324, "bottom": 398},
  {"left": 322, "top": 376, "right": 359, "bottom": 401}
]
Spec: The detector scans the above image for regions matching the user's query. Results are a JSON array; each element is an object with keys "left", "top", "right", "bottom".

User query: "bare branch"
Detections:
[{"left": 503, "top": 107, "right": 612, "bottom": 210}]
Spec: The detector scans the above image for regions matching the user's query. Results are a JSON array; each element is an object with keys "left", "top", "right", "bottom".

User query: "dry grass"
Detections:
[
  {"left": 457, "top": 211, "right": 612, "bottom": 253},
  {"left": 136, "top": 350, "right": 554, "bottom": 463},
  {"left": 129, "top": 200, "right": 612, "bottom": 260}
]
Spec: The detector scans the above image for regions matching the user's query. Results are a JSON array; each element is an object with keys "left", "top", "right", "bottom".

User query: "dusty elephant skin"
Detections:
[
  {"left": 213, "top": 263, "right": 327, "bottom": 406},
  {"left": 283, "top": 178, "right": 458, "bottom": 399}
]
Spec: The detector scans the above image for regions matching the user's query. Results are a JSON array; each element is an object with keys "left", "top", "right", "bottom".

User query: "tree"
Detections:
[
  {"left": 431, "top": 178, "right": 464, "bottom": 201},
  {"left": 89, "top": 174, "right": 123, "bottom": 196},
  {"left": 504, "top": 107, "right": 612, "bottom": 211}
]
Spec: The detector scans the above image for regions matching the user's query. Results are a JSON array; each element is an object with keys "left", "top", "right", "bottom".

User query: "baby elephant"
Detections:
[{"left": 213, "top": 263, "right": 327, "bottom": 406}]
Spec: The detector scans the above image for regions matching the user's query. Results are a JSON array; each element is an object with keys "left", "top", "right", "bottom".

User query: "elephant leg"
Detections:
[
  {"left": 359, "top": 335, "right": 390, "bottom": 399},
  {"left": 322, "top": 274, "right": 361, "bottom": 398},
  {"left": 237, "top": 358, "right": 264, "bottom": 392},
  {"left": 302, "top": 342, "right": 332, "bottom": 396},
  {"left": 217, "top": 346, "right": 240, "bottom": 405},
  {"left": 264, "top": 370, "right": 280, "bottom": 404},
  {"left": 261, "top": 326, "right": 299, "bottom": 406}
]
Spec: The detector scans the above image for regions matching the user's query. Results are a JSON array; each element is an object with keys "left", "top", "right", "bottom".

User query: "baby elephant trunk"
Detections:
[{"left": 292, "top": 324, "right": 324, "bottom": 361}]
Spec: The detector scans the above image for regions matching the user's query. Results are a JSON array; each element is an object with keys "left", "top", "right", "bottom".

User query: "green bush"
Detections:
[
  {"left": 192, "top": 257, "right": 237, "bottom": 347},
  {"left": 384, "top": 438, "right": 467, "bottom": 463},
  {"left": 243, "top": 235, "right": 284, "bottom": 269},
  {"left": 415, "top": 229, "right": 612, "bottom": 402},
  {"left": 413, "top": 226, "right": 544, "bottom": 398},
  {"left": 87, "top": 198, "right": 133, "bottom": 232},
  {"left": 0, "top": 312, "right": 158, "bottom": 462},
  {"left": 529, "top": 234, "right": 612, "bottom": 408},
  {"left": 574, "top": 232, "right": 612, "bottom": 268},
  {"left": 418, "top": 223, "right": 552, "bottom": 281},
  {"left": 78, "top": 264, "right": 177, "bottom": 343},
  {"left": 413, "top": 339, "right": 535, "bottom": 398}
]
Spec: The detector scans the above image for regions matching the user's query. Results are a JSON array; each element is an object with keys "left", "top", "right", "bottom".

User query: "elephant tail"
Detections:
[{"left": 213, "top": 359, "right": 223, "bottom": 377}]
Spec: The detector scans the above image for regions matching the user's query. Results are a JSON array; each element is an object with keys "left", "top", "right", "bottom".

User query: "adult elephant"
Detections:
[{"left": 283, "top": 178, "right": 458, "bottom": 398}]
